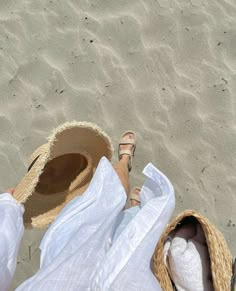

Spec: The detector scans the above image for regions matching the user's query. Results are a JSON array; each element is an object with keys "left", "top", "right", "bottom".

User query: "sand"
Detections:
[{"left": 0, "top": 0, "right": 235, "bottom": 289}]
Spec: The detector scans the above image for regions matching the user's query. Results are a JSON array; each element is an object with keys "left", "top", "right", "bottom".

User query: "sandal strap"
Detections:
[
  {"left": 118, "top": 131, "right": 136, "bottom": 172},
  {"left": 119, "top": 149, "right": 132, "bottom": 157},
  {"left": 119, "top": 138, "right": 135, "bottom": 145},
  {"left": 130, "top": 193, "right": 141, "bottom": 203}
]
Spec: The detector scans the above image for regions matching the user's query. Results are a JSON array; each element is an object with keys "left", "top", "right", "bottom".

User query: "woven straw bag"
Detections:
[{"left": 153, "top": 210, "right": 233, "bottom": 291}]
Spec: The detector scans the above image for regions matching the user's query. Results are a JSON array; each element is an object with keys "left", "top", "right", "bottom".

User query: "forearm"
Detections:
[{"left": 0, "top": 193, "right": 24, "bottom": 291}]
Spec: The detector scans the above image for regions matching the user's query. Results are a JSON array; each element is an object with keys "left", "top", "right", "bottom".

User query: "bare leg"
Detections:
[
  {"left": 113, "top": 132, "right": 135, "bottom": 196},
  {"left": 113, "top": 155, "right": 130, "bottom": 195}
]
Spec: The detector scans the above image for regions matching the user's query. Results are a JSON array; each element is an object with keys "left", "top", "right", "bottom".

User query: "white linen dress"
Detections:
[{"left": 0, "top": 157, "right": 175, "bottom": 291}]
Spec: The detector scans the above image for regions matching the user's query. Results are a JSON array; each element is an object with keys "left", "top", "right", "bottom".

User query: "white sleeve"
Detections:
[{"left": 0, "top": 193, "right": 24, "bottom": 291}]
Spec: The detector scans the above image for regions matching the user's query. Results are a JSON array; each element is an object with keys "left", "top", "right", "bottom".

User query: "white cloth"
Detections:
[
  {"left": 0, "top": 193, "right": 24, "bottom": 291},
  {"left": 112, "top": 206, "right": 140, "bottom": 242},
  {"left": 164, "top": 224, "right": 214, "bottom": 291},
  {"left": 0, "top": 157, "right": 175, "bottom": 291},
  {"left": 90, "top": 162, "right": 175, "bottom": 291}
]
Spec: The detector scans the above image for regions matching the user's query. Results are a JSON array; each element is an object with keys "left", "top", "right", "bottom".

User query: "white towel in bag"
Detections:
[{"left": 164, "top": 223, "right": 214, "bottom": 291}]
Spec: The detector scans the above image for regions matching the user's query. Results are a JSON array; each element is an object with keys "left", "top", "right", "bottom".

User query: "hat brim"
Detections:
[{"left": 13, "top": 121, "right": 113, "bottom": 228}]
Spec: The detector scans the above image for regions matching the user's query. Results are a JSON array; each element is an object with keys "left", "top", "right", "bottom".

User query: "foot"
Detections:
[
  {"left": 130, "top": 186, "right": 141, "bottom": 207},
  {"left": 118, "top": 131, "right": 136, "bottom": 172}
]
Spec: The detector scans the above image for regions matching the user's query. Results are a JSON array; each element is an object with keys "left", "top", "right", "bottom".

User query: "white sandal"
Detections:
[
  {"left": 118, "top": 131, "right": 137, "bottom": 172},
  {"left": 130, "top": 186, "right": 141, "bottom": 204}
]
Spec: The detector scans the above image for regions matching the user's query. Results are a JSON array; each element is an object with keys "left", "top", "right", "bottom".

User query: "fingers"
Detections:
[{"left": 6, "top": 188, "right": 15, "bottom": 195}]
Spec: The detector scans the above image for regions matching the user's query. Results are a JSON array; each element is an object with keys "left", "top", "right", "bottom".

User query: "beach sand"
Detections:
[{"left": 0, "top": 0, "right": 235, "bottom": 289}]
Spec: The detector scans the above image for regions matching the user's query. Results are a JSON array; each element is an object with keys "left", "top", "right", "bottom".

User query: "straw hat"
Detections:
[
  {"left": 13, "top": 121, "right": 113, "bottom": 228},
  {"left": 153, "top": 210, "right": 233, "bottom": 291}
]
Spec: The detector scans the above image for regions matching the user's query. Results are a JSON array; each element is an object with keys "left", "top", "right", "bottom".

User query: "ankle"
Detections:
[{"left": 120, "top": 155, "right": 130, "bottom": 163}]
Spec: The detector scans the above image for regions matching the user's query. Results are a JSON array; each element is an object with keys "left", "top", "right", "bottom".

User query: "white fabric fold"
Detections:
[
  {"left": 90, "top": 162, "right": 175, "bottom": 291},
  {"left": 0, "top": 193, "right": 24, "bottom": 291},
  {"left": 17, "top": 157, "right": 127, "bottom": 290},
  {"left": 1, "top": 157, "right": 175, "bottom": 291}
]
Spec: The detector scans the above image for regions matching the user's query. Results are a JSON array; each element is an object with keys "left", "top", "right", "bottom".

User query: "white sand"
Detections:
[{"left": 0, "top": 0, "right": 235, "bottom": 289}]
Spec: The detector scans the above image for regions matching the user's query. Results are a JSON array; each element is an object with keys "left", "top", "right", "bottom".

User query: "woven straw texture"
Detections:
[
  {"left": 13, "top": 121, "right": 113, "bottom": 228},
  {"left": 153, "top": 210, "right": 233, "bottom": 291}
]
